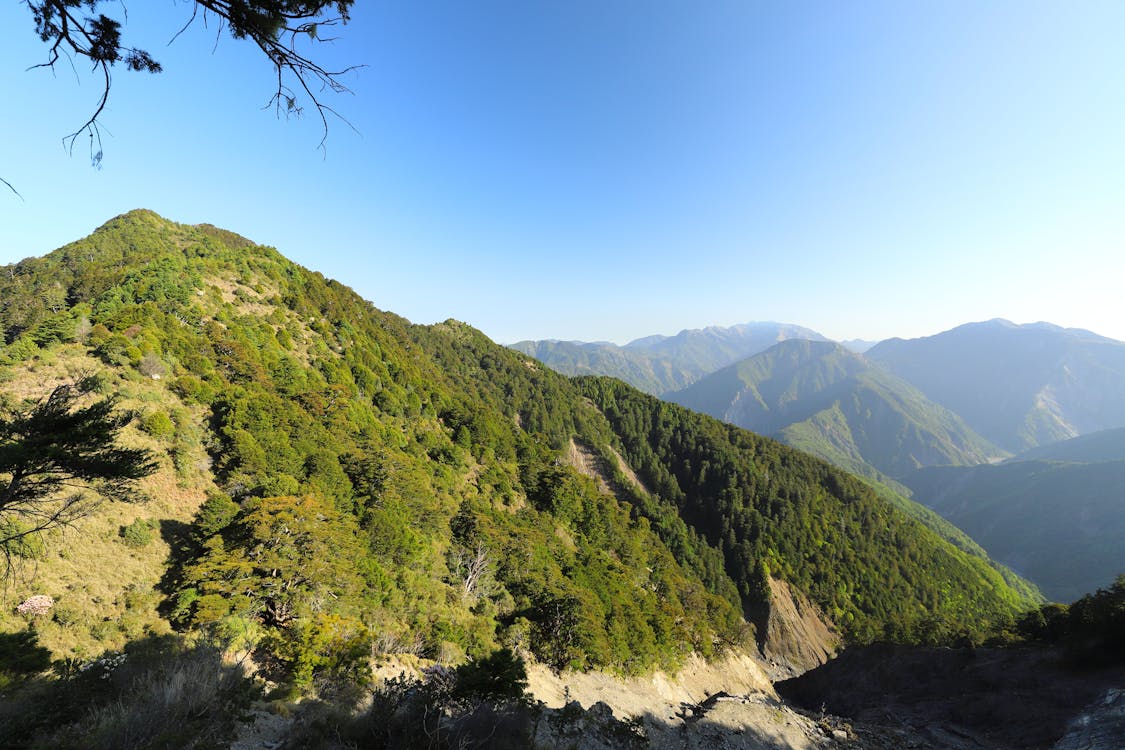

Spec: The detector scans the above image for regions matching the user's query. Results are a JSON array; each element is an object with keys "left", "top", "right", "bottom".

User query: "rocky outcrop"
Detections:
[
  {"left": 525, "top": 650, "right": 844, "bottom": 748},
  {"left": 525, "top": 651, "right": 776, "bottom": 717}
]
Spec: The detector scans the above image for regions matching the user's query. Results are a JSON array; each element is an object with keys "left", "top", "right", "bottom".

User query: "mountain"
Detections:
[
  {"left": 1012, "top": 426, "right": 1125, "bottom": 464},
  {"left": 867, "top": 319, "right": 1125, "bottom": 452},
  {"left": 0, "top": 211, "right": 1040, "bottom": 745},
  {"left": 622, "top": 322, "right": 829, "bottom": 371},
  {"left": 505, "top": 339, "right": 698, "bottom": 396},
  {"left": 666, "top": 339, "right": 1006, "bottom": 482},
  {"left": 510, "top": 321, "right": 827, "bottom": 395},
  {"left": 901, "top": 459, "right": 1125, "bottom": 601},
  {"left": 839, "top": 338, "right": 879, "bottom": 353}
]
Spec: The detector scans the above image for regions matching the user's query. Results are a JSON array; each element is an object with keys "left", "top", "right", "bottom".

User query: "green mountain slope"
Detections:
[
  {"left": 0, "top": 210, "right": 1038, "bottom": 697},
  {"left": 902, "top": 459, "right": 1125, "bottom": 602},
  {"left": 0, "top": 210, "right": 741, "bottom": 679},
  {"left": 667, "top": 340, "right": 1005, "bottom": 481},
  {"left": 510, "top": 322, "right": 826, "bottom": 395},
  {"left": 577, "top": 377, "right": 1036, "bottom": 644},
  {"left": 867, "top": 319, "right": 1125, "bottom": 452}
]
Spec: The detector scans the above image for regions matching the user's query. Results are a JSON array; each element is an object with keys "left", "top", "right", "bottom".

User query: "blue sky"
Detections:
[{"left": 2, "top": 1, "right": 1124, "bottom": 345}]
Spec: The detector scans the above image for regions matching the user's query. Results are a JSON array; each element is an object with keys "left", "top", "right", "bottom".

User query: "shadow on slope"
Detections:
[{"left": 777, "top": 643, "right": 1125, "bottom": 750}]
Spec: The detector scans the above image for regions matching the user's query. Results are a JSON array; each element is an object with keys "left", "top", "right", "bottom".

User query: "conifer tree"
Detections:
[{"left": 0, "top": 382, "right": 156, "bottom": 573}]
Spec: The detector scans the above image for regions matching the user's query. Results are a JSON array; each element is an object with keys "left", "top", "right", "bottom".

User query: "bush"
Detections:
[
  {"left": 138, "top": 352, "right": 167, "bottom": 379},
  {"left": 449, "top": 647, "right": 529, "bottom": 708},
  {"left": 78, "top": 371, "right": 115, "bottom": 395},
  {"left": 139, "top": 410, "right": 175, "bottom": 439},
  {"left": 119, "top": 518, "right": 157, "bottom": 548}
]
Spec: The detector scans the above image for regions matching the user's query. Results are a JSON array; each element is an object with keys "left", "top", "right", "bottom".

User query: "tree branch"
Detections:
[
  {"left": 11, "top": 0, "right": 360, "bottom": 186},
  {"left": 1, "top": 176, "right": 25, "bottom": 200}
]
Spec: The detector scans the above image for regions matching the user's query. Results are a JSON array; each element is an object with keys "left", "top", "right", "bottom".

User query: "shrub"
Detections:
[
  {"left": 139, "top": 410, "right": 175, "bottom": 439},
  {"left": 138, "top": 352, "right": 167, "bottom": 379},
  {"left": 119, "top": 518, "right": 157, "bottom": 548},
  {"left": 51, "top": 601, "right": 82, "bottom": 627}
]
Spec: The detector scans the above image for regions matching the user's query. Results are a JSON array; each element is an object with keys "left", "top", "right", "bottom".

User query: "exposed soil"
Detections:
[
  {"left": 761, "top": 577, "right": 841, "bottom": 679},
  {"left": 526, "top": 651, "right": 776, "bottom": 718},
  {"left": 565, "top": 437, "right": 613, "bottom": 494}
]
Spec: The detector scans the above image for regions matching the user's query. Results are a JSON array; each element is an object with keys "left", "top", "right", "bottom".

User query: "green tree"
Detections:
[{"left": 0, "top": 382, "right": 156, "bottom": 572}]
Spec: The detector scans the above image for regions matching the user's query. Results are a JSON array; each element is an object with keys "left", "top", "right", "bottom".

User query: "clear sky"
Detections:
[{"left": 2, "top": 1, "right": 1124, "bottom": 345}]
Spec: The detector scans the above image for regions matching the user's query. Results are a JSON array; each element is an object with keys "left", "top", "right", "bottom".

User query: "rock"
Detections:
[{"left": 1052, "top": 688, "right": 1125, "bottom": 750}]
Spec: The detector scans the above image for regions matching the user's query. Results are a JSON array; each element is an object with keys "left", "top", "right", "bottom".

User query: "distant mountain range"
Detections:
[
  {"left": 510, "top": 322, "right": 826, "bottom": 395},
  {"left": 867, "top": 319, "right": 1125, "bottom": 452},
  {"left": 839, "top": 339, "right": 878, "bottom": 353},
  {"left": 515, "top": 318, "right": 1125, "bottom": 466},
  {"left": 1012, "top": 426, "right": 1125, "bottom": 464},
  {"left": 665, "top": 340, "right": 1005, "bottom": 483}
]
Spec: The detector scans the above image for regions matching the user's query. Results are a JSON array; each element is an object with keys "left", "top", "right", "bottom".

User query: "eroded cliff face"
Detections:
[{"left": 760, "top": 577, "right": 841, "bottom": 678}]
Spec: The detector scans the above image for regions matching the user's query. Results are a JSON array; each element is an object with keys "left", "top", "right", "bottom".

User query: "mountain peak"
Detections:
[{"left": 94, "top": 208, "right": 173, "bottom": 232}]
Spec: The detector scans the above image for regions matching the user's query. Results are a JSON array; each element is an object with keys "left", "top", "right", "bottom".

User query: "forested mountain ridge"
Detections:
[
  {"left": 867, "top": 319, "right": 1125, "bottom": 452},
  {"left": 510, "top": 321, "right": 826, "bottom": 396},
  {"left": 412, "top": 323, "right": 1038, "bottom": 643},
  {"left": 0, "top": 210, "right": 1040, "bottom": 744},
  {"left": 1, "top": 209, "right": 744, "bottom": 679},
  {"left": 667, "top": 340, "right": 1005, "bottom": 482}
]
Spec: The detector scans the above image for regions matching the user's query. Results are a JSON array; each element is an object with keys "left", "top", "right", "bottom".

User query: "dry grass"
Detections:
[{"left": 0, "top": 346, "right": 218, "bottom": 660}]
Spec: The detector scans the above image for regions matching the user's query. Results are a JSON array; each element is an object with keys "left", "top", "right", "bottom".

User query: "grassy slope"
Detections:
[{"left": 0, "top": 350, "right": 214, "bottom": 659}]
